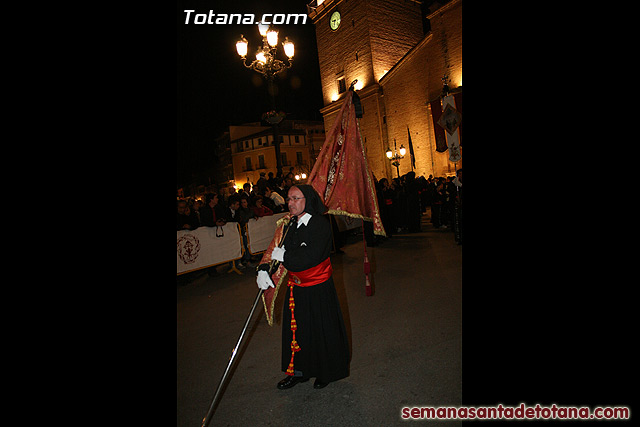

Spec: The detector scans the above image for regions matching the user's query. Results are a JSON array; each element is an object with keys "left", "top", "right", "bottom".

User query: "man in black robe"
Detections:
[{"left": 256, "top": 184, "right": 350, "bottom": 390}]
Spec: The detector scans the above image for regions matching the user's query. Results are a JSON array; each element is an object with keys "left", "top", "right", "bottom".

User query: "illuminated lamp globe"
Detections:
[
  {"left": 258, "top": 22, "right": 269, "bottom": 37},
  {"left": 236, "top": 35, "right": 248, "bottom": 58},
  {"left": 266, "top": 29, "right": 278, "bottom": 47},
  {"left": 256, "top": 49, "right": 267, "bottom": 64},
  {"left": 282, "top": 37, "right": 295, "bottom": 58}
]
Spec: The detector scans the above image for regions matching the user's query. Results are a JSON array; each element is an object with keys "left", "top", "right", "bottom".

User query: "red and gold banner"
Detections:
[
  {"left": 308, "top": 90, "right": 385, "bottom": 236},
  {"left": 259, "top": 214, "right": 293, "bottom": 326}
]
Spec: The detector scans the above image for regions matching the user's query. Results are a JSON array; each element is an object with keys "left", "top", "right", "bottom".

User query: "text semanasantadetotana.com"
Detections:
[{"left": 401, "top": 403, "right": 630, "bottom": 420}]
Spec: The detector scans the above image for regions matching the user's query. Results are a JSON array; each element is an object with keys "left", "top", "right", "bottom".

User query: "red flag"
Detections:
[{"left": 308, "top": 91, "right": 386, "bottom": 237}]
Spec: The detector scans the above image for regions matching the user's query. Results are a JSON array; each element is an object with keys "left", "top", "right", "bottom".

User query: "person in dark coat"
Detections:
[
  {"left": 392, "top": 177, "right": 408, "bottom": 232},
  {"left": 257, "top": 184, "right": 350, "bottom": 390},
  {"left": 379, "top": 178, "right": 395, "bottom": 238},
  {"left": 405, "top": 171, "right": 421, "bottom": 232},
  {"left": 199, "top": 193, "right": 226, "bottom": 227},
  {"left": 432, "top": 179, "right": 449, "bottom": 229},
  {"left": 237, "top": 196, "right": 255, "bottom": 226},
  {"left": 453, "top": 168, "right": 462, "bottom": 244},
  {"left": 256, "top": 172, "right": 268, "bottom": 194},
  {"left": 222, "top": 195, "right": 241, "bottom": 223},
  {"left": 177, "top": 199, "right": 199, "bottom": 231},
  {"left": 236, "top": 196, "right": 255, "bottom": 265}
]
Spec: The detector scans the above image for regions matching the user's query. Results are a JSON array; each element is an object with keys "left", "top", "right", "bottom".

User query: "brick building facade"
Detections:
[{"left": 308, "top": 0, "right": 462, "bottom": 180}]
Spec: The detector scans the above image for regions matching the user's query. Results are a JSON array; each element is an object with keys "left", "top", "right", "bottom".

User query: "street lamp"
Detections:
[
  {"left": 236, "top": 26, "right": 294, "bottom": 83},
  {"left": 235, "top": 23, "right": 295, "bottom": 178},
  {"left": 385, "top": 138, "right": 406, "bottom": 178}
]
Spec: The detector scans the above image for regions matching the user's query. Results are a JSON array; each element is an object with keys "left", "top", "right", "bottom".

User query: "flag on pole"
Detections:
[
  {"left": 407, "top": 126, "right": 416, "bottom": 171},
  {"left": 430, "top": 100, "right": 448, "bottom": 153},
  {"left": 308, "top": 89, "right": 385, "bottom": 297},
  {"left": 308, "top": 90, "right": 385, "bottom": 237},
  {"left": 453, "top": 92, "right": 462, "bottom": 144},
  {"left": 440, "top": 95, "right": 462, "bottom": 162}
]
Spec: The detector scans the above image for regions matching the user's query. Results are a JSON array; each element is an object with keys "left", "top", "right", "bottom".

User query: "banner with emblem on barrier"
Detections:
[
  {"left": 246, "top": 212, "right": 288, "bottom": 255},
  {"left": 177, "top": 222, "right": 243, "bottom": 275}
]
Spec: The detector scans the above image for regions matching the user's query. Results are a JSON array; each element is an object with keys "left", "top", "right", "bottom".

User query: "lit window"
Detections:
[{"left": 338, "top": 78, "right": 346, "bottom": 94}]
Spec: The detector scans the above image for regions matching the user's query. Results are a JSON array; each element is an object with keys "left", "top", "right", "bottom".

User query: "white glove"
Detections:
[
  {"left": 271, "top": 245, "right": 286, "bottom": 262},
  {"left": 256, "top": 270, "right": 275, "bottom": 290}
]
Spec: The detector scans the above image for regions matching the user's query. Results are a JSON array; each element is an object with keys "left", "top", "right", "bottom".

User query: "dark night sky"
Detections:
[{"left": 177, "top": 0, "right": 324, "bottom": 187}]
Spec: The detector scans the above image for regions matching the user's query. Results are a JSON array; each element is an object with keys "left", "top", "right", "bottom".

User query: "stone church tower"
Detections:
[
  {"left": 308, "top": 0, "right": 462, "bottom": 180},
  {"left": 308, "top": 0, "right": 425, "bottom": 180}
]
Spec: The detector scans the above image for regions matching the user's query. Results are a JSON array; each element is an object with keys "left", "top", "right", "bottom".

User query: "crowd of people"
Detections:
[
  {"left": 177, "top": 172, "right": 295, "bottom": 233},
  {"left": 177, "top": 171, "right": 304, "bottom": 270},
  {"left": 177, "top": 168, "right": 463, "bottom": 267},
  {"left": 374, "top": 169, "right": 462, "bottom": 244}
]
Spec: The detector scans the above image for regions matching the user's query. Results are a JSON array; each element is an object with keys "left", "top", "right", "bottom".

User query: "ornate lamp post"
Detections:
[
  {"left": 236, "top": 24, "right": 295, "bottom": 178},
  {"left": 235, "top": 25, "right": 294, "bottom": 83},
  {"left": 385, "top": 138, "right": 406, "bottom": 178}
]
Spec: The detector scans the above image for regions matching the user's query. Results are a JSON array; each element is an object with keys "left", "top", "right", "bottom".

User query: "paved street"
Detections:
[{"left": 177, "top": 216, "right": 462, "bottom": 426}]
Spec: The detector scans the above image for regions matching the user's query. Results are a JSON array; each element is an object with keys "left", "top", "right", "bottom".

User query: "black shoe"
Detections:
[
  {"left": 313, "top": 378, "right": 329, "bottom": 389},
  {"left": 277, "top": 376, "right": 308, "bottom": 390}
]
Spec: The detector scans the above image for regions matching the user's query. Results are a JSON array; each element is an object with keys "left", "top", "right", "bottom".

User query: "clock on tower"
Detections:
[{"left": 329, "top": 11, "right": 341, "bottom": 30}]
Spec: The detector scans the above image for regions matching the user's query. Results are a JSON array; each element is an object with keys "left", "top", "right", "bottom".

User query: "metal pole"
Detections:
[
  {"left": 267, "top": 77, "right": 283, "bottom": 178},
  {"left": 201, "top": 289, "right": 264, "bottom": 427},
  {"left": 201, "top": 216, "right": 296, "bottom": 426}
]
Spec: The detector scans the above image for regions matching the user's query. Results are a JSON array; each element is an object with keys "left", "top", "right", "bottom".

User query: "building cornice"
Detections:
[
  {"left": 307, "top": 0, "right": 345, "bottom": 23},
  {"left": 308, "top": 0, "right": 423, "bottom": 23},
  {"left": 230, "top": 127, "right": 306, "bottom": 144},
  {"left": 426, "top": 0, "right": 461, "bottom": 20}
]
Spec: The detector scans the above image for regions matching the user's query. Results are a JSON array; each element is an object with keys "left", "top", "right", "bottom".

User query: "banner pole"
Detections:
[
  {"left": 201, "top": 289, "right": 263, "bottom": 427},
  {"left": 201, "top": 215, "right": 296, "bottom": 426}
]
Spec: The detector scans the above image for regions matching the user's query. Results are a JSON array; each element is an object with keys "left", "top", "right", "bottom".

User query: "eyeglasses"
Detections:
[{"left": 286, "top": 196, "right": 305, "bottom": 202}]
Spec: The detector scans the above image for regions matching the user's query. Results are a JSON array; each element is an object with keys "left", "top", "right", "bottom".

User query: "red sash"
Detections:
[
  {"left": 285, "top": 257, "right": 332, "bottom": 375},
  {"left": 288, "top": 257, "right": 332, "bottom": 287}
]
